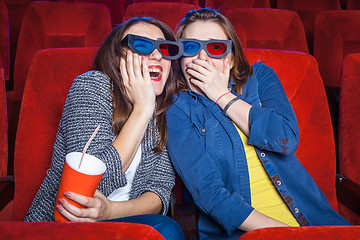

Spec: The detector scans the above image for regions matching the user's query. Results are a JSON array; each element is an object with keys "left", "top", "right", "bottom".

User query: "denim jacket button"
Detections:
[
  {"left": 202, "top": 128, "right": 205, "bottom": 133},
  {"left": 294, "top": 208, "right": 299, "bottom": 213},
  {"left": 276, "top": 180, "right": 282, "bottom": 186},
  {"left": 260, "top": 152, "right": 265, "bottom": 157}
]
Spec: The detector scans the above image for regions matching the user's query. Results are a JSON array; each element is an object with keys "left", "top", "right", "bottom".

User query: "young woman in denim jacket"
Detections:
[{"left": 166, "top": 8, "right": 350, "bottom": 240}]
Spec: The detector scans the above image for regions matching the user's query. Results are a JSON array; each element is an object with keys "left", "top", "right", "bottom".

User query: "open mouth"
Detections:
[{"left": 148, "top": 65, "right": 162, "bottom": 81}]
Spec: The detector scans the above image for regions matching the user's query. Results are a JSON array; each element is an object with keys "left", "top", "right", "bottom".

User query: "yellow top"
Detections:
[{"left": 234, "top": 124, "right": 300, "bottom": 227}]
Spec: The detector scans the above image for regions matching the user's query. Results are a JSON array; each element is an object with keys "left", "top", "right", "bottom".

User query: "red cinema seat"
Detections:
[
  {"left": 58, "top": 0, "right": 128, "bottom": 25},
  {"left": 239, "top": 226, "right": 360, "bottom": 240},
  {"left": 11, "top": 1, "right": 111, "bottom": 102},
  {"left": 205, "top": 0, "right": 270, "bottom": 9},
  {"left": 338, "top": 53, "right": 360, "bottom": 225},
  {"left": 0, "top": 68, "right": 7, "bottom": 178},
  {"left": 0, "top": 222, "right": 165, "bottom": 239},
  {"left": 277, "top": 0, "right": 341, "bottom": 54},
  {"left": 313, "top": 10, "right": 360, "bottom": 88},
  {"left": 346, "top": 0, "right": 360, "bottom": 9},
  {"left": 0, "top": 0, "right": 9, "bottom": 81},
  {"left": 123, "top": 2, "right": 201, "bottom": 30},
  {"left": 224, "top": 9, "right": 308, "bottom": 53},
  {"left": 0, "top": 48, "right": 98, "bottom": 221},
  {"left": 134, "top": 0, "right": 199, "bottom": 5}
]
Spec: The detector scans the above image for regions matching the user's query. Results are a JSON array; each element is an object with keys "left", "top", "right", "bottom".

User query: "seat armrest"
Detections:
[
  {"left": 336, "top": 174, "right": 360, "bottom": 215},
  {"left": 0, "top": 175, "right": 14, "bottom": 211}
]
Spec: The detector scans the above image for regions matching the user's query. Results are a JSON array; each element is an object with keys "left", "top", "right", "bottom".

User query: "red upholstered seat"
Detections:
[
  {"left": 239, "top": 226, "right": 360, "bottom": 240},
  {"left": 245, "top": 49, "right": 337, "bottom": 210},
  {"left": 277, "top": 0, "right": 341, "bottom": 54},
  {"left": 1, "top": 222, "right": 165, "bottom": 239},
  {"left": 0, "top": 68, "right": 7, "bottom": 178},
  {"left": 11, "top": 1, "right": 111, "bottom": 102},
  {"left": 313, "top": 10, "right": 360, "bottom": 88},
  {"left": 338, "top": 53, "right": 360, "bottom": 225},
  {"left": 58, "top": 0, "right": 128, "bottom": 25},
  {"left": 0, "top": 1, "right": 9, "bottom": 80},
  {"left": 123, "top": 2, "right": 201, "bottom": 30},
  {"left": 224, "top": 8, "right": 308, "bottom": 53},
  {"left": 134, "top": 0, "right": 199, "bottom": 5},
  {"left": 205, "top": 0, "right": 270, "bottom": 9},
  {"left": 1, "top": 48, "right": 98, "bottom": 221},
  {"left": 346, "top": 0, "right": 360, "bottom": 9}
]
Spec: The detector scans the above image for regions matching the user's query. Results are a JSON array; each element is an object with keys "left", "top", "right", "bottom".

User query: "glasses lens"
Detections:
[
  {"left": 159, "top": 43, "right": 180, "bottom": 57},
  {"left": 206, "top": 42, "right": 227, "bottom": 55},
  {"left": 183, "top": 41, "right": 201, "bottom": 55},
  {"left": 132, "top": 38, "right": 153, "bottom": 54}
]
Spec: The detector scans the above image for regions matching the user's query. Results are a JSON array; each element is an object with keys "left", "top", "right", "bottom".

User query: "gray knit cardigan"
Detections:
[{"left": 24, "top": 71, "right": 175, "bottom": 222}]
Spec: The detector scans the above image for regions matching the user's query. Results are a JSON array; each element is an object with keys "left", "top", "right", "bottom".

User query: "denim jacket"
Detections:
[{"left": 166, "top": 63, "right": 350, "bottom": 239}]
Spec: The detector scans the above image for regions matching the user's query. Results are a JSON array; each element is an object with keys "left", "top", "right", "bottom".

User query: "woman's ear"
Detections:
[{"left": 228, "top": 54, "right": 235, "bottom": 69}]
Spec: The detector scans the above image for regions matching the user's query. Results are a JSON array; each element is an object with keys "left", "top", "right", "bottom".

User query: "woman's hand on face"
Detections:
[
  {"left": 186, "top": 57, "right": 231, "bottom": 102},
  {"left": 56, "top": 190, "right": 111, "bottom": 222},
  {"left": 120, "top": 50, "right": 156, "bottom": 114}
]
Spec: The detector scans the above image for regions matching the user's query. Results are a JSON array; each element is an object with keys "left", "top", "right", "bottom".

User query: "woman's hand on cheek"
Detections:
[
  {"left": 186, "top": 57, "right": 231, "bottom": 102},
  {"left": 119, "top": 50, "right": 156, "bottom": 114},
  {"left": 56, "top": 190, "right": 111, "bottom": 222}
]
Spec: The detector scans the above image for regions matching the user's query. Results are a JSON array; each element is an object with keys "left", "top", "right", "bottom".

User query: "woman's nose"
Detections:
[
  {"left": 149, "top": 49, "right": 162, "bottom": 61},
  {"left": 198, "top": 49, "right": 208, "bottom": 61}
]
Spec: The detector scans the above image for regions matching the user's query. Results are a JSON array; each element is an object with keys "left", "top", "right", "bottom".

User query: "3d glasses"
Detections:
[
  {"left": 121, "top": 34, "right": 182, "bottom": 60},
  {"left": 177, "top": 38, "right": 232, "bottom": 59}
]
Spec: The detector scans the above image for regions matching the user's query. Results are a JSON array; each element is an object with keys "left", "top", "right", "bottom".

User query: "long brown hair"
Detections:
[
  {"left": 175, "top": 8, "right": 252, "bottom": 93},
  {"left": 93, "top": 17, "right": 179, "bottom": 152}
]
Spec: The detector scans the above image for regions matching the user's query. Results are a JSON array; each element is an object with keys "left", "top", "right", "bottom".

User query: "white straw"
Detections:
[{"left": 78, "top": 124, "right": 101, "bottom": 169}]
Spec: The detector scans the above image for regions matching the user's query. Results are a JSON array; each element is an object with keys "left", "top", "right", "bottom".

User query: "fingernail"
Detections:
[
  {"left": 64, "top": 192, "right": 71, "bottom": 197},
  {"left": 56, "top": 205, "right": 63, "bottom": 212},
  {"left": 192, "top": 59, "right": 196, "bottom": 63},
  {"left": 189, "top": 77, "right": 191, "bottom": 81},
  {"left": 185, "top": 68, "right": 188, "bottom": 72},
  {"left": 185, "top": 63, "right": 189, "bottom": 67},
  {"left": 141, "top": 56, "right": 145, "bottom": 60},
  {"left": 58, "top": 198, "right": 65, "bottom": 204}
]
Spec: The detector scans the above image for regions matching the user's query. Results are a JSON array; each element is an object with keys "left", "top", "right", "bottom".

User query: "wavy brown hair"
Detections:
[
  {"left": 93, "top": 17, "right": 179, "bottom": 152},
  {"left": 175, "top": 8, "right": 252, "bottom": 93}
]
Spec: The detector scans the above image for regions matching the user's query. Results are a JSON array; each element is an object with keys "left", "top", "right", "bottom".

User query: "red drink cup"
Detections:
[{"left": 53, "top": 152, "right": 106, "bottom": 222}]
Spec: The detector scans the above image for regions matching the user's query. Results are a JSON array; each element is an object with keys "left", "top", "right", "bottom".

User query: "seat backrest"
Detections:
[
  {"left": 205, "top": 0, "right": 270, "bottom": 9},
  {"left": 12, "top": 47, "right": 98, "bottom": 221},
  {"left": 134, "top": 0, "right": 199, "bottom": 5},
  {"left": 58, "top": 0, "right": 128, "bottom": 25},
  {"left": 224, "top": 8, "right": 309, "bottom": 53},
  {"left": 0, "top": 68, "right": 7, "bottom": 178},
  {"left": 346, "top": 0, "right": 360, "bottom": 9},
  {"left": 277, "top": 0, "right": 341, "bottom": 53},
  {"left": 12, "top": 1, "right": 111, "bottom": 101},
  {"left": 313, "top": 10, "right": 360, "bottom": 88},
  {"left": 339, "top": 53, "right": 360, "bottom": 185},
  {"left": 123, "top": 2, "right": 201, "bottom": 30},
  {"left": 0, "top": 0, "right": 9, "bottom": 80},
  {"left": 1, "top": 222, "right": 166, "bottom": 239},
  {"left": 245, "top": 49, "right": 338, "bottom": 210}
]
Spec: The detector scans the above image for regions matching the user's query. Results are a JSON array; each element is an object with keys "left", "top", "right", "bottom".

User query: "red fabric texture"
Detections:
[
  {"left": 277, "top": 0, "right": 341, "bottom": 54},
  {"left": 245, "top": 49, "right": 338, "bottom": 210},
  {"left": 346, "top": 0, "right": 360, "bottom": 10},
  {"left": 338, "top": 53, "right": 360, "bottom": 225},
  {"left": 1, "top": 222, "right": 165, "bottom": 239},
  {"left": 205, "top": 0, "right": 270, "bottom": 9},
  {"left": 313, "top": 10, "right": 360, "bottom": 88},
  {"left": 123, "top": 2, "right": 201, "bottom": 30},
  {"left": 12, "top": 1, "right": 112, "bottom": 101},
  {"left": 223, "top": 8, "right": 309, "bottom": 53},
  {"left": 238, "top": 226, "right": 360, "bottom": 240},
  {"left": 58, "top": 0, "right": 129, "bottom": 25},
  {"left": 134, "top": 0, "right": 199, "bottom": 5},
  {"left": 0, "top": 68, "right": 7, "bottom": 178},
  {"left": 0, "top": 1, "right": 9, "bottom": 80},
  {"left": 12, "top": 48, "right": 98, "bottom": 221}
]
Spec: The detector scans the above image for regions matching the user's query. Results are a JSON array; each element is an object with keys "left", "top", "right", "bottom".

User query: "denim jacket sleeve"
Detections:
[
  {"left": 247, "top": 63, "right": 299, "bottom": 155},
  {"left": 166, "top": 95, "right": 254, "bottom": 234}
]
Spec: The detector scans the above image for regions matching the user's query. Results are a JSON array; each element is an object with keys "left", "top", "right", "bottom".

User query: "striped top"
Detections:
[{"left": 24, "top": 71, "right": 175, "bottom": 222}]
